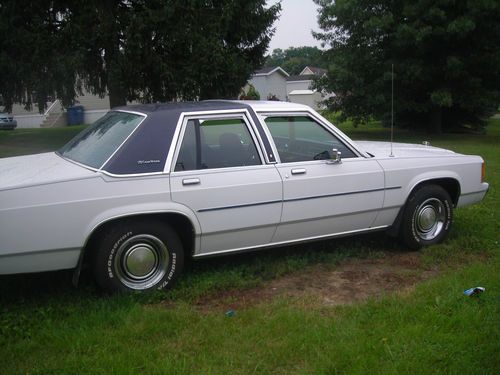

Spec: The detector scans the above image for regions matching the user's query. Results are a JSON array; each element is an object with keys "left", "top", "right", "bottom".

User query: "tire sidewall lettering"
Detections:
[
  {"left": 107, "top": 231, "right": 133, "bottom": 279},
  {"left": 411, "top": 213, "right": 422, "bottom": 244},
  {"left": 158, "top": 253, "right": 177, "bottom": 290},
  {"left": 443, "top": 199, "right": 451, "bottom": 230}
]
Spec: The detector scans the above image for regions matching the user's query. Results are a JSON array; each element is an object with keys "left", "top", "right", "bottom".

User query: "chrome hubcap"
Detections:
[
  {"left": 114, "top": 234, "right": 169, "bottom": 290},
  {"left": 414, "top": 198, "right": 446, "bottom": 240},
  {"left": 418, "top": 206, "right": 437, "bottom": 232},
  {"left": 124, "top": 244, "right": 158, "bottom": 279}
]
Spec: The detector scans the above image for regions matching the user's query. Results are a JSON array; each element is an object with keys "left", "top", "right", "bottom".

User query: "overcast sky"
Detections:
[{"left": 267, "top": 0, "right": 323, "bottom": 52}]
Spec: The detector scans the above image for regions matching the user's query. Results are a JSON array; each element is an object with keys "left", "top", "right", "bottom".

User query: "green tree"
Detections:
[
  {"left": 0, "top": 1, "right": 79, "bottom": 111},
  {"left": 314, "top": 0, "right": 500, "bottom": 132},
  {"left": 239, "top": 84, "right": 260, "bottom": 100},
  {"left": 265, "top": 46, "right": 326, "bottom": 75},
  {"left": 0, "top": 0, "right": 280, "bottom": 112}
]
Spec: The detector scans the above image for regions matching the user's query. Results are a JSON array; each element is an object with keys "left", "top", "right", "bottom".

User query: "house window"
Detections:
[{"left": 175, "top": 117, "right": 262, "bottom": 171}]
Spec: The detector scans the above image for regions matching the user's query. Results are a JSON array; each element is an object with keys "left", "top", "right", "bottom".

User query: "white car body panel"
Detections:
[
  {"left": 0, "top": 101, "right": 489, "bottom": 276},
  {"left": 1, "top": 152, "right": 96, "bottom": 189},
  {"left": 171, "top": 165, "right": 283, "bottom": 255},
  {"left": 272, "top": 158, "right": 385, "bottom": 242}
]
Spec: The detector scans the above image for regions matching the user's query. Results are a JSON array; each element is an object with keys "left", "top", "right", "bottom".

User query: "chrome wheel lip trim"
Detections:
[
  {"left": 114, "top": 234, "right": 169, "bottom": 290},
  {"left": 414, "top": 198, "right": 446, "bottom": 240}
]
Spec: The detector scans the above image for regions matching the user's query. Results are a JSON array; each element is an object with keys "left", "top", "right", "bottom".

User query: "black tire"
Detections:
[
  {"left": 399, "top": 184, "right": 453, "bottom": 250},
  {"left": 93, "top": 220, "right": 184, "bottom": 294}
]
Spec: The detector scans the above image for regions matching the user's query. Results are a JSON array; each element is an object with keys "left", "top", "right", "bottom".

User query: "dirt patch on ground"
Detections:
[{"left": 194, "top": 252, "right": 439, "bottom": 311}]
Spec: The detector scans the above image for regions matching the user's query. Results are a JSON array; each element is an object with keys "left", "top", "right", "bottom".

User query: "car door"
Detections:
[
  {"left": 261, "top": 114, "right": 385, "bottom": 243},
  {"left": 169, "top": 112, "right": 283, "bottom": 256}
]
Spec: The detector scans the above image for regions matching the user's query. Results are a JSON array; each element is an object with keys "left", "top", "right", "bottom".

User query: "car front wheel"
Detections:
[
  {"left": 399, "top": 184, "right": 453, "bottom": 250},
  {"left": 93, "top": 220, "right": 184, "bottom": 294}
]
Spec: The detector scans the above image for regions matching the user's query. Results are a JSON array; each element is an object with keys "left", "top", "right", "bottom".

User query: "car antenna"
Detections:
[{"left": 390, "top": 63, "right": 395, "bottom": 157}]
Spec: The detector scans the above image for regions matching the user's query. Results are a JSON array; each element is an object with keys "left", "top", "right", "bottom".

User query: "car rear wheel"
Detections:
[
  {"left": 93, "top": 220, "right": 184, "bottom": 294},
  {"left": 399, "top": 184, "right": 453, "bottom": 250}
]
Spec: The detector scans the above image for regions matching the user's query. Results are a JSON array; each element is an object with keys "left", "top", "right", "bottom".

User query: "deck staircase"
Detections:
[{"left": 41, "top": 100, "right": 66, "bottom": 128}]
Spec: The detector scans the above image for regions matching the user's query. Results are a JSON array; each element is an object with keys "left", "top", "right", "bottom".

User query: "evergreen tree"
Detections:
[
  {"left": 265, "top": 46, "right": 326, "bottom": 75},
  {"left": 0, "top": 0, "right": 280, "bottom": 111},
  {"left": 314, "top": 0, "right": 500, "bottom": 132}
]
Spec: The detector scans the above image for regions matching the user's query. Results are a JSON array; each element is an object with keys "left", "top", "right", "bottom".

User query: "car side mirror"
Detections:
[{"left": 327, "top": 148, "right": 342, "bottom": 164}]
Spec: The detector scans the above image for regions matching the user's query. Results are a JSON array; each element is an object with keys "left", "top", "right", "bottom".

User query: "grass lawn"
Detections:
[
  {"left": 0, "top": 120, "right": 498, "bottom": 374},
  {"left": 0, "top": 125, "right": 86, "bottom": 158}
]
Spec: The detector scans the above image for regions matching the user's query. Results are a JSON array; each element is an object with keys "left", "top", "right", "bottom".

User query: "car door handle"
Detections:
[
  {"left": 182, "top": 178, "right": 200, "bottom": 186},
  {"left": 291, "top": 168, "right": 306, "bottom": 175}
]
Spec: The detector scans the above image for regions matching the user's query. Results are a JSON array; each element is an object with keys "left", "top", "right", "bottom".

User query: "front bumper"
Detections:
[
  {"left": 0, "top": 121, "right": 17, "bottom": 130},
  {"left": 456, "top": 182, "right": 489, "bottom": 208}
]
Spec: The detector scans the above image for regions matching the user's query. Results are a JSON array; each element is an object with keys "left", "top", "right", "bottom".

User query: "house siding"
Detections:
[
  {"left": 8, "top": 89, "right": 129, "bottom": 128},
  {"left": 265, "top": 73, "right": 287, "bottom": 100},
  {"left": 248, "top": 76, "right": 268, "bottom": 100},
  {"left": 248, "top": 71, "right": 288, "bottom": 101},
  {"left": 75, "top": 92, "right": 110, "bottom": 110},
  {"left": 286, "top": 80, "right": 312, "bottom": 96},
  {"left": 288, "top": 91, "right": 323, "bottom": 110}
]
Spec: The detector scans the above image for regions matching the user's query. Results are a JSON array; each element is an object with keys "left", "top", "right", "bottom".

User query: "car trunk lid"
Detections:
[{"left": 0, "top": 152, "right": 97, "bottom": 190}]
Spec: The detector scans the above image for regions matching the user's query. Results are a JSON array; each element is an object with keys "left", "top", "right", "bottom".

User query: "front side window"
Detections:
[
  {"left": 264, "top": 116, "right": 356, "bottom": 163},
  {"left": 58, "top": 111, "right": 144, "bottom": 169},
  {"left": 174, "top": 117, "right": 261, "bottom": 171}
]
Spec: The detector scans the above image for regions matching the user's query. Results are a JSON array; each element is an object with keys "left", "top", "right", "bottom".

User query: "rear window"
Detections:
[{"left": 58, "top": 111, "right": 144, "bottom": 169}]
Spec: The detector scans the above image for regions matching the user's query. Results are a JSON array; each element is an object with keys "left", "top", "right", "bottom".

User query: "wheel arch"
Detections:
[
  {"left": 387, "top": 177, "right": 460, "bottom": 237},
  {"left": 72, "top": 211, "right": 198, "bottom": 286},
  {"left": 409, "top": 177, "right": 461, "bottom": 207}
]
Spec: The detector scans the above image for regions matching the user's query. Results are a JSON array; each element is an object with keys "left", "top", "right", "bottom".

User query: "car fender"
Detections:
[{"left": 404, "top": 170, "right": 462, "bottom": 205}]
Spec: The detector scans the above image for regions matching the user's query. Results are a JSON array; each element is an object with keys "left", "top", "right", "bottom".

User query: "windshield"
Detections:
[{"left": 58, "top": 111, "right": 145, "bottom": 169}]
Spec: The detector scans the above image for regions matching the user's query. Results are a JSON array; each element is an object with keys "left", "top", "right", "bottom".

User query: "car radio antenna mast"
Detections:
[{"left": 390, "top": 63, "right": 395, "bottom": 157}]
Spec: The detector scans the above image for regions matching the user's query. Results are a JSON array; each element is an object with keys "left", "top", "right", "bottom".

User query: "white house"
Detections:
[
  {"left": 299, "top": 66, "right": 327, "bottom": 76},
  {"left": 246, "top": 66, "right": 289, "bottom": 101},
  {"left": 285, "top": 66, "right": 328, "bottom": 110}
]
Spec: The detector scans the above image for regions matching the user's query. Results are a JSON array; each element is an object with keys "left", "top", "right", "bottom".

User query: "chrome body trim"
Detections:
[
  {"left": 196, "top": 188, "right": 402, "bottom": 213},
  {"left": 193, "top": 225, "right": 390, "bottom": 258}
]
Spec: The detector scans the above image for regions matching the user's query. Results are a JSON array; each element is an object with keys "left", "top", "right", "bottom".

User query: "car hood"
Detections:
[
  {"left": 355, "top": 141, "right": 456, "bottom": 158},
  {"left": 0, "top": 152, "right": 97, "bottom": 190}
]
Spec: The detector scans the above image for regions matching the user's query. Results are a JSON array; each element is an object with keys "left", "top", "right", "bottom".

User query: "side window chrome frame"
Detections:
[{"left": 167, "top": 109, "right": 268, "bottom": 174}]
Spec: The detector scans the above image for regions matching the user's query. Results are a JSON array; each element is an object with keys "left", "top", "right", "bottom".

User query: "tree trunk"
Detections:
[
  {"left": 104, "top": 43, "right": 126, "bottom": 108},
  {"left": 101, "top": 1, "right": 127, "bottom": 109},
  {"left": 108, "top": 80, "right": 127, "bottom": 108},
  {"left": 429, "top": 107, "right": 443, "bottom": 134}
]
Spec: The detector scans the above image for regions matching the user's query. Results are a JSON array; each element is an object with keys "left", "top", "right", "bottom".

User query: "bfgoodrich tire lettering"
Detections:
[
  {"left": 399, "top": 184, "right": 453, "bottom": 250},
  {"left": 94, "top": 220, "right": 184, "bottom": 294}
]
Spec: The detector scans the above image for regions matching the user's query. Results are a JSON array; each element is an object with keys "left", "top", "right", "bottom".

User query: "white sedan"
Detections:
[{"left": 0, "top": 101, "right": 489, "bottom": 293}]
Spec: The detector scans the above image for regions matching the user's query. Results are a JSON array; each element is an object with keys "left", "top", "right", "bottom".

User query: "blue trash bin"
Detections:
[{"left": 67, "top": 105, "right": 84, "bottom": 125}]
